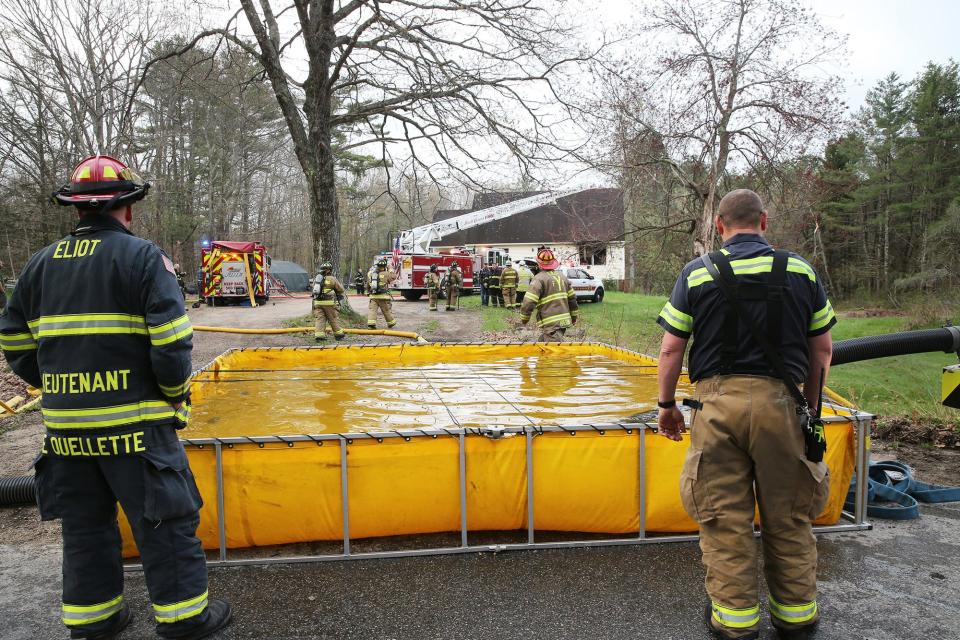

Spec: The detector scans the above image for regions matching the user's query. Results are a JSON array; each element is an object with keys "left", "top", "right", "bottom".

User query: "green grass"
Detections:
[
  {"left": 575, "top": 291, "right": 667, "bottom": 355},
  {"left": 283, "top": 314, "right": 313, "bottom": 328}
]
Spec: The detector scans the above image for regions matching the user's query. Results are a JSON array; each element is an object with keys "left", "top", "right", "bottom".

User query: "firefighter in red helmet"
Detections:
[{"left": 1, "top": 155, "right": 232, "bottom": 640}]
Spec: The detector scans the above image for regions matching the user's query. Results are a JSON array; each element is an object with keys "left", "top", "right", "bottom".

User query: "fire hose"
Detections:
[{"left": 191, "top": 325, "right": 426, "bottom": 342}]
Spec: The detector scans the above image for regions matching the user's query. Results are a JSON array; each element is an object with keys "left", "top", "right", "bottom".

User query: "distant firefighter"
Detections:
[
  {"left": 425, "top": 264, "right": 441, "bottom": 311},
  {"left": 445, "top": 261, "right": 463, "bottom": 311},
  {"left": 367, "top": 258, "right": 396, "bottom": 328},
  {"left": 500, "top": 260, "right": 519, "bottom": 309},
  {"left": 354, "top": 269, "right": 366, "bottom": 295},
  {"left": 312, "top": 261, "right": 346, "bottom": 341}
]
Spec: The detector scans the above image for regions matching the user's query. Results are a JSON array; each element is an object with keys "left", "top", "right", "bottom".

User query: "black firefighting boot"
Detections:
[
  {"left": 333, "top": 333, "right": 345, "bottom": 341},
  {"left": 704, "top": 605, "right": 759, "bottom": 640},
  {"left": 158, "top": 599, "right": 232, "bottom": 640},
  {"left": 70, "top": 602, "right": 132, "bottom": 640},
  {"left": 772, "top": 615, "right": 820, "bottom": 640}
]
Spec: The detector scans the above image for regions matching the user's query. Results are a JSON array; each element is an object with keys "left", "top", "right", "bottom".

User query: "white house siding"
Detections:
[{"left": 434, "top": 242, "right": 626, "bottom": 281}]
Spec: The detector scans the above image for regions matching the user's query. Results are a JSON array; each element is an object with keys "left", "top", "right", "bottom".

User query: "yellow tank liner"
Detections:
[{"left": 119, "top": 342, "right": 872, "bottom": 566}]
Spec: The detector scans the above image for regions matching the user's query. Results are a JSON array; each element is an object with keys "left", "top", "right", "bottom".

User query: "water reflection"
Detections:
[{"left": 187, "top": 354, "right": 688, "bottom": 437}]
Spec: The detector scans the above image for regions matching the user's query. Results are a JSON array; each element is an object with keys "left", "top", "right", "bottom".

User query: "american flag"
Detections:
[{"left": 391, "top": 235, "right": 401, "bottom": 272}]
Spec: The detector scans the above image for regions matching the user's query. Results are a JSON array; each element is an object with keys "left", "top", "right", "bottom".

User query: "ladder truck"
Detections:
[{"left": 383, "top": 189, "right": 581, "bottom": 301}]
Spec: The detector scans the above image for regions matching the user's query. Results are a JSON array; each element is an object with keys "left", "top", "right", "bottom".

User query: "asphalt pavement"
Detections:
[{"left": 2, "top": 501, "right": 959, "bottom": 640}]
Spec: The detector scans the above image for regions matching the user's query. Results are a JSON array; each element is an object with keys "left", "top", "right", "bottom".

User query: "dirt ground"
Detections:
[{"left": 3, "top": 296, "right": 960, "bottom": 639}]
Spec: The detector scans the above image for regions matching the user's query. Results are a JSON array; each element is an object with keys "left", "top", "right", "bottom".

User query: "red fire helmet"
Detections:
[
  {"left": 52, "top": 155, "right": 150, "bottom": 211},
  {"left": 536, "top": 248, "right": 560, "bottom": 270}
]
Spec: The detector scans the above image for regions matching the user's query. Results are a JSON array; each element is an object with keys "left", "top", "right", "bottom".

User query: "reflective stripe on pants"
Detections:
[
  {"left": 712, "top": 602, "right": 761, "bottom": 629},
  {"left": 768, "top": 596, "right": 818, "bottom": 624},
  {"left": 154, "top": 590, "right": 209, "bottom": 624},
  {"left": 62, "top": 595, "right": 123, "bottom": 626}
]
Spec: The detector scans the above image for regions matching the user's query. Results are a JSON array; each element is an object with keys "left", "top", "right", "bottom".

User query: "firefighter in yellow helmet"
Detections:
[
  {"left": 445, "top": 261, "right": 463, "bottom": 311},
  {"left": 1, "top": 155, "right": 231, "bottom": 639},
  {"left": 519, "top": 248, "right": 580, "bottom": 341},
  {"left": 367, "top": 258, "right": 396, "bottom": 328},
  {"left": 425, "top": 264, "right": 441, "bottom": 311},
  {"left": 500, "top": 260, "right": 519, "bottom": 309},
  {"left": 312, "top": 261, "right": 345, "bottom": 341}
]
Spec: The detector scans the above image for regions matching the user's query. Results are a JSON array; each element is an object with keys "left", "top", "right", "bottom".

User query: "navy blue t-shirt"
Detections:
[{"left": 657, "top": 234, "right": 836, "bottom": 382}]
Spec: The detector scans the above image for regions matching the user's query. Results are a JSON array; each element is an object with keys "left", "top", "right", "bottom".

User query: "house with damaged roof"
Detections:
[{"left": 431, "top": 188, "right": 626, "bottom": 283}]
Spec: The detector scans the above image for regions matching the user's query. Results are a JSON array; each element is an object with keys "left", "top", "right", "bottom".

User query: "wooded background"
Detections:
[{"left": 0, "top": 0, "right": 957, "bottom": 307}]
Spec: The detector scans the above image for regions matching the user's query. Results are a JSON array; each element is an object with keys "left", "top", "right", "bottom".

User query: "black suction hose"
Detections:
[
  {"left": 0, "top": 475, "right": 36, "bottom": 506},
  {"left": 832, "top": 325, "right": 960, "bottom": 366}
]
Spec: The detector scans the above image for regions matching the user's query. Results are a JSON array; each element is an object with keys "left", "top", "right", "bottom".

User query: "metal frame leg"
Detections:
[{"left": 215, "top": 443, "right": 227, "bottom": 561}]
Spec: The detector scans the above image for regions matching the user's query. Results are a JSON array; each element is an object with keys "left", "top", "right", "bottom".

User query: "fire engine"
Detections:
[
  {"left": 200, "top": 241, "right": 270, "bottom": 306},
  {"left": 385, "top": 189, "right": 579, "bottom": 301}
]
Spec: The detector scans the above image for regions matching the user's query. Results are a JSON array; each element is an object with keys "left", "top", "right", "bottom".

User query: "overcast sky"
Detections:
[
  {"left": 195, "top": 0, "right": 959, "bottom": 192},
  {"left": 597, "top": 0, "right": 959, "bottom": 113}
]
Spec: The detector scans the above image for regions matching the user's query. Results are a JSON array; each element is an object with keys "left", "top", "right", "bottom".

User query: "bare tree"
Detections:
[
  {"left": 598, "top": 0, "right": 845, "bottom": 255},
  {"left": 171, "top": 0, "right": 593, "bottom": 270}
]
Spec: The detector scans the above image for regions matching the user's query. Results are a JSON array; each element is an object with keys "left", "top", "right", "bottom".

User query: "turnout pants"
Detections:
[
  {"left": 538, "top": 324, "right": 567, "bottom": 342},
  {"left": 502, "top": 287, "right": 517, "bottom": 308},
  {"left": 313, "top": 303, "right": 343, "bottom": 338},
  {"left": 367, "top": 298, "right": 396, "bottom": 327},
  {"left": 445, "top": 287, "right": 459, "bottom": 310},
  {"left": 428, "top": 289, "right": 439, "bottom": 310},
  {"left": 34, "top": 428, "right": 210, "bottom": 638},
  {"left": 490, "top": 287, "right": 502, "bottom": 307},
  {"left": 680, "top": 376, "right": 829, "bottom": 638}
]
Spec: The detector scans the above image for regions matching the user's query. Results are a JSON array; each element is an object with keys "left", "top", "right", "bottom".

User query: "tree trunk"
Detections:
[
  {"left": 695, "top": 187, "right": 717, "bottom": 257},
  {"left": 308, "top": 136, "right": 341, "bottom": 272}
]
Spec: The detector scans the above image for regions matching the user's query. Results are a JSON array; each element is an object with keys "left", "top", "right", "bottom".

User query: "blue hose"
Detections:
[{"left": 844, "top": 461, "right": 960, "bottom": 520}]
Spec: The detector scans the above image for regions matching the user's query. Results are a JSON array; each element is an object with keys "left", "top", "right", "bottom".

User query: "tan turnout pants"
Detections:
[
  {"left": 313, "top": 304, "right": 342, "bottom": 338},
  {"left": 680, "top": 375, "right": 829, "bottom": 638},
  {"left": 503, "top": 287, "right": 517, "bottom": 308},
  {"left": 428, "top": 289, "right": 439, "bottom": 310},
  {"left": 445, "top": 287, "right": 458, "bottom": 310},
  {"left": 538, "top": 324, "right": 567, "bottom": 342},
  {"left": 367, "top": 298, "right": 396, "bottom": 328}
]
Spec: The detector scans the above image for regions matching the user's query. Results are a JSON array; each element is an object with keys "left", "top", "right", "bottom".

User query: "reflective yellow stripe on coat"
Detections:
[{"left": 42, "top": 400, "right": 179, "bottom": 430}]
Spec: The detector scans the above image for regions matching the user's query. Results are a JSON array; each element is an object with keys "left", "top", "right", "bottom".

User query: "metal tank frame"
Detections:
[{"left": 125, "top": 343, "right": 873, "bottom": 570}]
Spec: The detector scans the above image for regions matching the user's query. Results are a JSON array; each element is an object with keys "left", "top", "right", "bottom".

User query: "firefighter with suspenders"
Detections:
[
  {"left": 367, "top": 258, "right": 397, "bottom": 328},
  {"left": 312, "top": 262, "right": 346, "bottom": 341},
  {"left": 0, "top": 156, "right": 232, "bottom": 640},
  {"left": 425, "top": 264, "right": 441, "bottom": 311}
]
